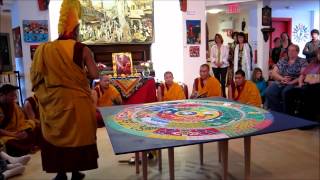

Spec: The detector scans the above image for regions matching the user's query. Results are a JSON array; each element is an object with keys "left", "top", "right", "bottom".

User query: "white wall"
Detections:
[
  {"left": 151, "top": 0, "right": 184, "bottom": 83},
  {"left": 183, "top": 0, "right": 207, "bottom": 95},
  {"left": 10, "top": 0, "right": 49, "bottom": 98}
]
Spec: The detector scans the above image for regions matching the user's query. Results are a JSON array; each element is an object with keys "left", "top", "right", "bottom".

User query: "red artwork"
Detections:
[
  {"left": 112, "top": 52, "right": 133, "bottom": 76},
  {"left": 30, "top": 45, "right": 39, "bottom": 60},
  {"left": 12, "top": 27, "right": 23, "bottom": 58},
  {"left": 180, "top": 0, "right": 187, "bottom": 12}
]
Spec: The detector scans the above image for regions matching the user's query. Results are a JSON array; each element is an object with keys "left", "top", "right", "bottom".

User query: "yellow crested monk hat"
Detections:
[{"left": 58, "top": 0, "right": 82, "bottom": 36}]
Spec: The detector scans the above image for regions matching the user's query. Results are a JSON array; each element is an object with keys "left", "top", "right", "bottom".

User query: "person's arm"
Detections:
[
  {"left": 23, "top": 101, "right": 35, "bottom": 120},
  {"left": 91, "top": 90, "right": 98, "bottom": 107},
  {"left": 271, "top": 65, "right": 285, "bottom": 82},
  {"left": 83, "top": 46, "right": 99, "bottom": 79},
  {"left": 157, "top": 86, "right": 163, "bottom": 102},
  {"left": 303, "top": 42, "right": 311, "bottom": 56},
  {"left": 298, "top": 74, "right": 305, "bottom": 87},
  {"left": 211, "top": 46, "right": 217, "bottom": 65},
  {"left": 222, "top": 46, "right": 230, "bottom": 66},
  {"left": 190, "top": 80, "right": 198, "bottom": 99},
  {"left": 0, "top": 129, "right": 17, "bottom": 137}
]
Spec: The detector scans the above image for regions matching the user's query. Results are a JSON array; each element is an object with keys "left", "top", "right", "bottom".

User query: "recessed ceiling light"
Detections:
[{"left": 207, "top": 9, "right": 224, "bottom": 14}]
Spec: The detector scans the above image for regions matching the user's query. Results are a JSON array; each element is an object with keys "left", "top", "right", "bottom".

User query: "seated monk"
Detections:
[
  {"left": 92, "top": 74, "right": 122, "bottom": 107},
  {"left": 190, "top": 64, "right": 222, "bottom": 98},
  {"left": 228, "top": 69, "right": 262, "bottom": 107},
  {"left": 0, "top": 84, "right": 36, "bottom": 156},
  {"left": 157, "top": 71, "right": 186, "bottom": 101}
]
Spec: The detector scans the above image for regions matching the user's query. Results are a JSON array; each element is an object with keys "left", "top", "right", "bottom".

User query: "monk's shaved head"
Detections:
[
  {"left": 200, "top": 64, "right": 210, "bottom": 80},
  {"left": 164, "top": 71, "right": 174, "bottom": 85},
  {"left": 99, "top": 74, "right": 111, "bottom": 89}
]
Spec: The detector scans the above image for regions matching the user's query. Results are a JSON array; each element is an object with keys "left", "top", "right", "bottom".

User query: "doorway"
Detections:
[{"left": 270, "top": 18, "right": 292, "bottom": 48}]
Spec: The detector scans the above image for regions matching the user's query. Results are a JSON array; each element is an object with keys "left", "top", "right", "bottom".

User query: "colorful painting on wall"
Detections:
[
  {"left": 23, "top": 20, "right": 48, "bottom": 43},
  {"left": 293, "top": 23, "right": 309, "bottom": 43},
  {"left": 12, "top": 27, "right": 23, "bottom": 58},
  {"left": 79, "top": 0, "right": 154, "bottom": 44},
  {"left": 30, "top": 45, "right": 39, "bottom": 60},
  {"left": 186, "top": 20, "right": 201, "bottom": 44},
  {"left": 189, "top": 46, "right": 200, "bottom": 57},
  {"left": 112, "top": 52, "right": 133, "bottom": 76}
]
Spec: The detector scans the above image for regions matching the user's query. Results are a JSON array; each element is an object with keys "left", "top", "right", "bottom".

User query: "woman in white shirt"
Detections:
[
  {"left": 234, "top": 32, "right": 252, "bottom": 80},
  {"left": 211, "top": 33, "right": 229, "bottom": 97}
]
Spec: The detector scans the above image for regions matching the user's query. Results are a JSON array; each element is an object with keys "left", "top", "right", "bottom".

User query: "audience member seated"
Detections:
[
  {"left": 92, "top": 74, "right": 122, "bottom": 107},
  {"left": 0, "top": 144, "right": 31, "bottom": 180},
  {"left": 265, "top": 44, "right": 307, "bottom": 113},
  {"left": 0, "top": 85, "right": 37, "bottom": 156},
  {"left": 303, "top": 29, "right": 320, "bottom": 63},
  {"left": 157, "top": 71, "right": 186, "bottom": 101},
  {"left": 252, "top": 67, "right": 267, "bottom": 103},
  {"left": 23, "top": 95, "right": 40, "bottom": 125},
  {"left": 286, "top": 47, "right": 320, "bottom": 121},
  {"left": 190, "top": 64, "right": 222, "bottom": 99},
  {"left": 228, "top": 70, "right": 262, "bottom": 107}
]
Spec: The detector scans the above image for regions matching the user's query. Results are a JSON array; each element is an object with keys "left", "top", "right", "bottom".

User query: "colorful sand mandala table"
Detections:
[{"left": 107, "top": 100, "right": 273, "bottom": 140}]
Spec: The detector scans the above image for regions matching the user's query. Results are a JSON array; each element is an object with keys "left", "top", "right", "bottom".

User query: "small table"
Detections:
[{"left": 100, "top": 98, "right": 318, "bottom": 180}]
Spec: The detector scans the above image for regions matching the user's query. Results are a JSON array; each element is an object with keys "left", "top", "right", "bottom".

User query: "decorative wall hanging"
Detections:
[
  {"left": 79, "top": 0, "right": 154, "bottom": 44},
  {"left": 262, "top": 6, "right": 271, "bottom": 26},
  {"left": 293, "top": 23, "right": 309, "bottom": 43},
  {"left": 23, "top": 20, "right": 48, "bottom": 43},
  {"left": 12, "top": 27, "right": 23, "bottom": 58},
  {"left": 186, "top": 20, "right": 201, "bottom": 44}
]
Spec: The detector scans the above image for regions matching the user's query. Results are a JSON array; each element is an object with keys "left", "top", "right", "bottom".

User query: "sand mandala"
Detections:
[{"left": 106, "top": 100, "right": 273, "bottom": 140}]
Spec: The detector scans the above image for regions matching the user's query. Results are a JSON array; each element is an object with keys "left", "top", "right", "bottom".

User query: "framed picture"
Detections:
[
  {"left": 12, "top": 27, "right": 23, "bottom": 58},
  {"left": 186, "top": 20, "right": 201, "bottom": 44},
  {"left": 112, "top": 52, "right": 133, "bottom": 76},
  {"left": 0, "top": 33, "right": 13, "bottom": 72},
  {"left": 30, "top": 45, "right": 39, "bottom": 60},
  {"left": 23, "top": 20, "right": 48, "bottom": 43},
  {"left": 79, "top": 0, "right": 154, "bottom": 44},
  {"left": 262, "top": 6, "right": 272, "bottom": 26},
  {"left": 189, "top": 46, "right": 200, "bottom": 57},
  {"left": 38, "top": 0, "right": 49, "bottom": 11}
]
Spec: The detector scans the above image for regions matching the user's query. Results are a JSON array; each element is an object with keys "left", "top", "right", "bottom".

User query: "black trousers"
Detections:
[{"left": 212, "top": 67, "right": 228, "bottom": 97}]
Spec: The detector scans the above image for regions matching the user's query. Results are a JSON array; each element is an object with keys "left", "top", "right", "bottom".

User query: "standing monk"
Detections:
[
  {"left": 191, "top": 64, "right": 222, "bottom": 99},
  {"left": 30, "top": 0, "right": 99, "bottom": 179}
]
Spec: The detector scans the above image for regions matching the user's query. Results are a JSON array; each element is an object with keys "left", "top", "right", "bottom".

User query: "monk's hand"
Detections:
[{"left": 15, "top": 131, "right": 28, "bottom": 139}]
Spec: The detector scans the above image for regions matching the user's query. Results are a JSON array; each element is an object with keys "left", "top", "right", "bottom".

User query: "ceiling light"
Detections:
[{"left": 207, "top": 9, "right": 224, "bottom": 14}]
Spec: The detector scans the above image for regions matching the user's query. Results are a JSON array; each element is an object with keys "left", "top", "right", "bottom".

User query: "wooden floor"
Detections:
[{"left": 12, "top": 127, "right": 320, "bottom": 180}]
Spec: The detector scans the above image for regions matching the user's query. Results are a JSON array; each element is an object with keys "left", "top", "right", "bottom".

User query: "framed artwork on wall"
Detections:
[
  {"left": 0, "top": 33, "right": 13, "bottom": 72},
  {"left": 23, "top": 20, "right": 48, "bottom": 43},
  {"left": 12, "top": 27, "right": 23, "bottom": 58},
  {"left": 186, "top": 20, "right": 201, "bottom": 44},
  {"left": 79, "top": 0, "right": 154, "bottom": 44},
  {"left": 112, "top": 52, "right": 133, "bottom": 76},
  {"left": 189, "top": 46, "right": 200, "bottom": 57},
  {"left": 262, "top": 6, "right": 272, "bottom": 26}
]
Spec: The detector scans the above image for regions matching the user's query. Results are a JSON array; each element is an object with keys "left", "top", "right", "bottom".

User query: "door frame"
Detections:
[{"left": 270, "top": 18, "right": 292, "bottom": 48}]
